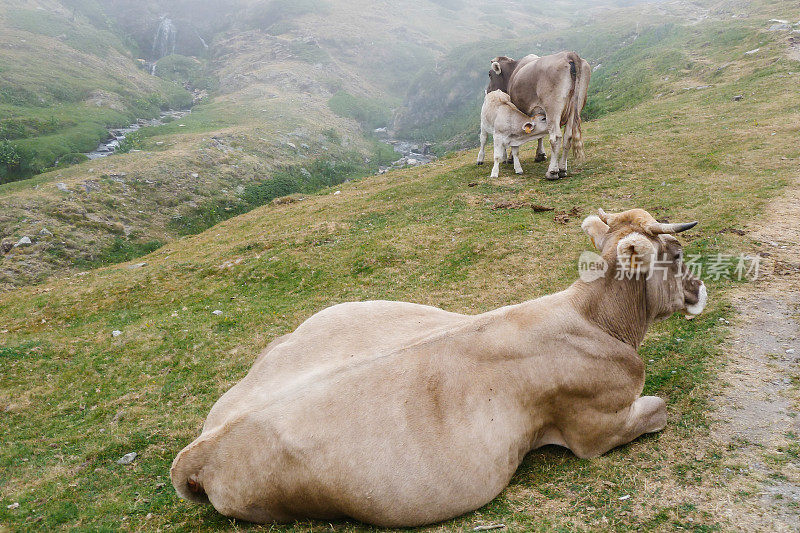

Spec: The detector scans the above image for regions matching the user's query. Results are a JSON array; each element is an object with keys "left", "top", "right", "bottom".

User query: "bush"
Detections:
[{"left": 0, "top": 140, "right": 21, "bottom": 167}]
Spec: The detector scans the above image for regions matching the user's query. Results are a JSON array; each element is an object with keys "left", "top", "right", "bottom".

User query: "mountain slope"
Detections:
[
  {"left": 0, "top": 0, "right": 192, "bottom": 180},
  {"left": 0, "top": 0, "right": 686, "bottom": 289},
  {"left": 1, "top": 4, "right": 799, "bottom": 528}
]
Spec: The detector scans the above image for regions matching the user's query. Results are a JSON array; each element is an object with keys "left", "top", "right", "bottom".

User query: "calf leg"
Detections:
[
  {"left": 477, "top": 128, "right": 487, "bottom": 165},
  {"left": 565, "top": 396, "right": 667, "bottom": 459},
  {"left": 511, "top": 146, "right": 523, "bottom": 174},
  {"left": 534, "top": 138, "right": 547, "bottom": 162},
  {"left": 491, "top": 141, "right": 505, "bottom": 178}
]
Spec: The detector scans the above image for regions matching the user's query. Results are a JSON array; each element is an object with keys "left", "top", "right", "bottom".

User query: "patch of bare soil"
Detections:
[{"left": 710, "top": 173, "right": 800, "bottom": 531}]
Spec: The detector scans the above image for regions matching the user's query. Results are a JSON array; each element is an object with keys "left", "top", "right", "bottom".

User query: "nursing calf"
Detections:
[
  {"left": 477, "top": 89, "right": 547, "bottom": 177},
  {"left": 172, "top": 208, "right": 706, "bottom": 527},
  {"left": 487, "top": 51, "right": 590, "bottom": 180}
]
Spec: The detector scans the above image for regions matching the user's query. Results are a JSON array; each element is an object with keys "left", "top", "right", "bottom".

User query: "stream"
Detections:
[
  {"left": 374, "top": 128, "right": 436, "bottom": 174},
  {"left": 84, "top": 109, "right": 190, "bottom": 160}
]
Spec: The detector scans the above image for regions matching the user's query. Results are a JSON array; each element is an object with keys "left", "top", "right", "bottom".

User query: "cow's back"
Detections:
[
  {"left": 202, "top": 300, "right": 470, "bottom": 432},
  {"left": 174, "top": 303, "right": 541, "bottom": 525},
  {"left": 508, "top": 51, "right": 575, "bottom": 118}
]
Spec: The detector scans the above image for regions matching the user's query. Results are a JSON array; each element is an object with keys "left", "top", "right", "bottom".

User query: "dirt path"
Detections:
[{"left": 709, "top": 173, "right": 800, "bottom": 530}]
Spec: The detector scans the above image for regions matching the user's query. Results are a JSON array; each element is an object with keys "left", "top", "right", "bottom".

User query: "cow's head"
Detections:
[
  {"left": 487, "top": 56, "right": 516, "bottom": 94},
  {"left": 581, "top": 208, "right": 707, "bottom": 319}
]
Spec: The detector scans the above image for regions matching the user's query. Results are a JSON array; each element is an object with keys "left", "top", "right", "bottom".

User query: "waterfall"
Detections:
[{"left": 150, "top": 16, "right": 176, "bottom": 74}]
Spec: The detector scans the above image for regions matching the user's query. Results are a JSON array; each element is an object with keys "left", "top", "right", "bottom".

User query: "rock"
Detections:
[
  {"left": 127, "top": 262, "right": 146, "bottom": 269},
  {"left": 1, "top": 239, "right": 14, "bottom": 253},
  {"left": 592, "top": 63, "right": 603, "bottom": 71},
  {"left": 286, "top": 142, "right": 297, "bottom": 149},
  {"left": 407, "top": 158, "right": 418, "bottom": 165},
  {"left": 301, "top": 143, "right": 310, "bottom": 149},
  {"left": 39, "top": 228, "right": 53, "bottom": 237},
  {"left": 116, "top": 452, "right": 137, "bottom": 465},
  {"left": 618, "top": 494, "right": 631, "bottom": 500},
  {"left": 15, "top": 236, "right": 32, "bottom": 247},
  {"left": 745, "top": 48, "right": 760, "bottom": 55},
  {"left": 733, "top": 94, "right": 744, "bottom": 101},
  {"left": 787, "top": 348, "right": 796, "bottom": 354},
  {"left": 112, "top": 330, "right": 122, "bottom": 337},
  {"left": 190, "top": 172, "right": 199, "bottom": 178},
  {"left": 768, "top": 23, "right": 791, "bottom": 31},
  {"left": 333, "top": 190, "right": 341, "bottom": 195},
  {"left": 7, "top": 502, "right": 19, "bottom": 510},
  {"left": 212, "top": 310, "right": 223, "bottom": 316},
  {"left": 56, "top": 182, "right": 70, "bottom": 192}
]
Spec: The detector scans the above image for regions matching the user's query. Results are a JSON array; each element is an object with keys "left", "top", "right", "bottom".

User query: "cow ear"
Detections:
[
  {"left": 581, "top": 215, "right": 609, "bottom": 250},
  {"left": 491, "top": 61, "right": 502, "bottom": 75},
  {"left": 616, "top": 232, "right": 656, "bottom": 274}
]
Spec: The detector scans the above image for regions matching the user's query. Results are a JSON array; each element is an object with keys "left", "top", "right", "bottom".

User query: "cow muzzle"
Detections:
[{"left": 685, "top": 281, "right": 707, "bottom": 318}]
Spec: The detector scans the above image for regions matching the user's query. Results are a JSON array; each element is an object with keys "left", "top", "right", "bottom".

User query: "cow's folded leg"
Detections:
[
  {"left": 566, "top": 396, "right": 667, "bottom": 459},
  {"left": 511, "top": 146, "right": 523, "bottom": 174}
]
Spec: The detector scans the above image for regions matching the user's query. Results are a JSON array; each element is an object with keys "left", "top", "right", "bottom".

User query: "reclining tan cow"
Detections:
[
  {"left": 487, "top": 51, "right": 591, "bottom": 180},
  {"left": 171, "top": 207, "right": 706, "bottom": 527},
  {"left": 477, "top": 89, "right": 548, "bottom": 177}
]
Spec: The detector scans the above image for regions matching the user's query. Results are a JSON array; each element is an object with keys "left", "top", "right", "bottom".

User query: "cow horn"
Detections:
[
  {"left": 648, "top": 221, "right": 698, "bottom": 234},
  {"left": 597, "top": 208, "right": 614, "bottom": 225},
  {"left": 491, "top": 61, "right": 502, "bottom": 75}
]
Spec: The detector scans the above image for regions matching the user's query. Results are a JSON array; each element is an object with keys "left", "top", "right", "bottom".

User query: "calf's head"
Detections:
[
  {"left": 581, "top": 208, "right": 707, "bottom": 319},
  {"left": 523, "top": 114, "right": 547, "bottom": 134}
]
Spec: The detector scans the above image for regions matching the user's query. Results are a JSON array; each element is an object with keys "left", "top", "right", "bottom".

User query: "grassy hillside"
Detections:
[
  {"left": 394, "top": 0, "right": 777, "bottom": 149},
  {"left": 0, "top": 0, "right": 193, "bottom": 180},
  {"left": 1, "top": 2, "right": 799, "bottom": 528},
  {"left": 0, "top": 0, "right": 679, "bottom": 289}
]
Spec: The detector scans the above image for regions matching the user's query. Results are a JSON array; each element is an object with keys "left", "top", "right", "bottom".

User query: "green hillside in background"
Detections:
[{"left": 0, "top": 0, "right": 192, "bottom": 180}]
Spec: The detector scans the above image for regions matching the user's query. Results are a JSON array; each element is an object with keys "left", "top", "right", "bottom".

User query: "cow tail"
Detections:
[
  {"left": 567, "top": 52, "right": 586, "bottom": 162},
  {"left": 170, "top": 435, "right": 214, "bottom": 503}
]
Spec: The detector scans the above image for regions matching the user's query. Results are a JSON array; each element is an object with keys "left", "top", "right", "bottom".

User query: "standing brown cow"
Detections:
[{"left": 487, "top": 51, "right": 590, "bottom": 180}]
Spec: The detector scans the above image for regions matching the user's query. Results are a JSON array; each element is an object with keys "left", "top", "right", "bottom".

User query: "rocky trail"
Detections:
[{"left": 709, "top": 171, "right": 800, "bottom": 530}]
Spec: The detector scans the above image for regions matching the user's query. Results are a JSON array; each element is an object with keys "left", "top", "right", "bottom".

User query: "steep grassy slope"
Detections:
[
  {"left": 0, "top": 0, "right": 192, "bottom": 180},
  {"left": 0, "top": 0, "right": 673, "bottom": 289},
  {"left": 1, "top": 5, "right": 799, "bottom": 528}
]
